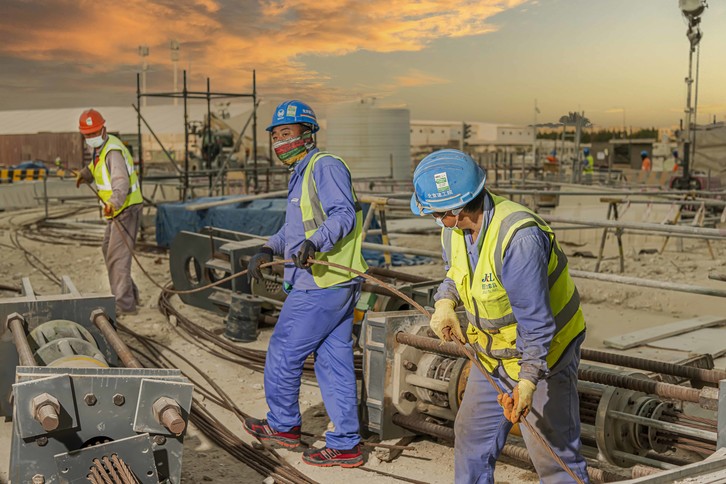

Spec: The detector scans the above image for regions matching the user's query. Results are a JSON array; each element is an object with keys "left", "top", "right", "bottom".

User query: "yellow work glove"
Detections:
[
  {"left": 499, "top": 379, "right": 536, "bottom": 423},
  {"left": 103, "top": 202, "right": 116, "bottom": 218},
  {"left": 429, "top": 299, "right": 465, "bottom": 343}
]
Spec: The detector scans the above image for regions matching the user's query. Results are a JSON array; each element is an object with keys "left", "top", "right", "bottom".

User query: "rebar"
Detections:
[
  {"left": 581, "top": 348, "right": 726, "bottom": 384},
  {"left": 90, "top": 310, "right": 143, "bottom": 369},
  {"left": 578, "top": 367, "right": 702, "bottom": 403},
  {"left": 395, "top": 332, "right": 467, "bottom": 358},
  {"left": 7, "top": 313, "right": 36, "bottom": 366}
]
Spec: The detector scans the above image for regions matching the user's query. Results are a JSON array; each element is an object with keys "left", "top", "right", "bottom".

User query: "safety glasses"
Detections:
[{"left": 432, "top": 207, "right": 463, "bottom": 220}]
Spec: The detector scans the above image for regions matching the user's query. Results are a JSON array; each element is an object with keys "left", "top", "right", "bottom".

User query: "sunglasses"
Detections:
[{"left": 432, "top": 207, "right": 463, "bottom": 219}]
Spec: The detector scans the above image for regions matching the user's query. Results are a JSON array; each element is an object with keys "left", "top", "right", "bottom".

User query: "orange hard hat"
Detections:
[{"left": 79, "top": 109, "right": 105, "bottom": 134}]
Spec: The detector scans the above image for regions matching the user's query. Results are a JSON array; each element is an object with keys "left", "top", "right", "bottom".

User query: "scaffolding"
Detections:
[{"left": 135, "top": 70, "right": 258, "bottom": 200}]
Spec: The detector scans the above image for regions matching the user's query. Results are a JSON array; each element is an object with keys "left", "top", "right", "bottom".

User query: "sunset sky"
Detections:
[{"left": 1, "top": 0, "right": 724, "bottom": 128}]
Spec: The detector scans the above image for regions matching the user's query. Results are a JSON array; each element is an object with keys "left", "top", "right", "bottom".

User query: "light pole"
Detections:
[
  {"left": 138, "top": 45, "right": 149, "bottom": 107},
  {"left": 676, "top": 0, "right": 707, "bottom": 188},
  {"left": 170, "top": 40, "right": 180, "bottom": 106}
]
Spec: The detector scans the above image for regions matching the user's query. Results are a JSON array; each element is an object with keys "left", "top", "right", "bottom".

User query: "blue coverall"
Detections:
[
  {"left": 435, "top": 193, "right": 589, "bottom": 484},
  {"left": 264, "top": 148, "right": 361, "bottom": 450}
]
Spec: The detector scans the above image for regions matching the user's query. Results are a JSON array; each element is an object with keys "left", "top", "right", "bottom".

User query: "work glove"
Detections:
[
  {"left": 247, "top": 247, "right": 274, "bottom": 283},
  {"left": 102, "top": 202, "right": 116, "bottom": 218},
  {"left": 430, "top": 299, "right": 465, "bottom": 343},
  {"left": 291, "top": 239, "right": 317, "bottom": 269},
  {"left": 75, "top": 172, "right": 86, "bottom": 188},
  {"left": 498, "top": 379, "right": 536, "bottom": 424}
]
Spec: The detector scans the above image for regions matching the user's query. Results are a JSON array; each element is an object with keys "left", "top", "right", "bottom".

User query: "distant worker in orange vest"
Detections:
[
  {"left": 640, "top": 150, "right": 652, "bottom": 171},
  {"left": 671, "top": 149, "right": 681, "bottom": 173}
]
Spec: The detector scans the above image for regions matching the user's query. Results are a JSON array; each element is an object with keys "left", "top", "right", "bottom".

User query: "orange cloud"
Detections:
[
  {"left": 394, "top": 69, "right": 451, "bottom": 88},
  {"left": 0, "top": 0, "right": 526, "bottom": 99}
]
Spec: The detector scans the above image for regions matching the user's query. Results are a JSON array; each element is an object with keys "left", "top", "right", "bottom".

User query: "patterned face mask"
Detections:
[{"left": 272, "top": 131, "right": 314, "bottom": 165}]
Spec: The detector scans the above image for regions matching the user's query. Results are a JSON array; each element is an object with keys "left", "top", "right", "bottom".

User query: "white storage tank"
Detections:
[{"left": 324, "top": 99, "right": 411, "bottom": 179}]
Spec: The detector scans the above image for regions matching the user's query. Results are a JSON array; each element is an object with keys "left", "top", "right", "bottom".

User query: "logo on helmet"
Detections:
[
  {"left": 85, "top": 117, "right": 93, "bottom": 126},
  {"left": 277, "top": 109, "right": 284, "bottom": 118},
  {"left": 434, "top": 172, "right": 450, "bottom": 192},
  {"left": 286, "top": 105, "right": 297, "bottom": 117}
]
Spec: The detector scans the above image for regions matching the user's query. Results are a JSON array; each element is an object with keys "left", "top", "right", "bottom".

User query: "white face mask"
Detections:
[{"left": 86, "top": 135, "right": 105, "bottom": 149}]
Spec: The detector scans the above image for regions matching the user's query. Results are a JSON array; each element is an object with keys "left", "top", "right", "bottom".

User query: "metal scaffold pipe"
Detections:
[
  {"left": 543, "top": 215, "right": 726, "bottom": 238},
  {"left": 608, "top": 410, "right": 717, "bottom": 442},
  {"left": 581, "top": 348, "right": 726, "bottom": 384},
  {"left": 569, "top": 270, "right": 726, "bottom": 298}
]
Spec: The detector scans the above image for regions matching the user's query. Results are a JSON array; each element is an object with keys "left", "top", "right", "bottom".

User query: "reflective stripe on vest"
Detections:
[
  {"left": 442, "top": 193, "right": 586, "bottom": 380},
  {"left": 89, "top": 134, "right": 142, "bottom": 218},
  {"left": 299, "top": 152, "right": 368, "bottom": 288}
]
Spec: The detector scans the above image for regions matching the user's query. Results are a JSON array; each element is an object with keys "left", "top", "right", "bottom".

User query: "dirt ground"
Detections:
[{"left": 0, "top": 196, "right": 724, "bottom": 484}]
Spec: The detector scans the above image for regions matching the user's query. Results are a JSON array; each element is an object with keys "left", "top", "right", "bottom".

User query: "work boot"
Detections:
[
  {"left": 302, "top": 445, "right": 363, "bottom": 468},
  {"left": 242, "top": 418, "right": 301, "bottom": 448}
]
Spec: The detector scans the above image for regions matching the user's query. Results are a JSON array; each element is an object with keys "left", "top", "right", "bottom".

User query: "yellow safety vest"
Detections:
[
  {"left": 89, "top": 134, "right": 142, "bottom": 219},
  {"left": 300, "top": 152, "right": 368, "bottom": 288},
  {"left": 583, "top": 155, "right": 594, "bottom": 174},
  {"left": 442, "top": 193, "right": 586, "bottom": 380}
]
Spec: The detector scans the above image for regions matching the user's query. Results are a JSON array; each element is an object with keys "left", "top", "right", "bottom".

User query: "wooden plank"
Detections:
[
  {"left": 603, "top": 315, "right": 726, "bottom": 350},
  {"left": 646, "top": 328, "right": 726, "bottom": 358}
]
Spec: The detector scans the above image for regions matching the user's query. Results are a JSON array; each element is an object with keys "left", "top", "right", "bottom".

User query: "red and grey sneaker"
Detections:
[
  {"left": 302, "top": 445, "right": 363, "bottom": 468},
  {"left": 242, "top": 418, "right": 301, "bottom": 448}
]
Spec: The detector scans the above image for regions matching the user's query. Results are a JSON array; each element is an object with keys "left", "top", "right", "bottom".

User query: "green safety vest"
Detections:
[
  {"left": 583, "top": 155, "right": 594, "bottom": 174},
  {"left": 88, "top": 134, "right": 142, "bottom": 218},
  {"left": 442, "top": 193, "right": 586, "bottom": 380},
  {"left": 300, "top": 152, "right": 368, "bottom": 288}
]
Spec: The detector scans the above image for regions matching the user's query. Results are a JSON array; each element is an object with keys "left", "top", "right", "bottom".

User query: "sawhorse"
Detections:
[{"left": 595, "top": 198, "right": 625, "bottom": 273}]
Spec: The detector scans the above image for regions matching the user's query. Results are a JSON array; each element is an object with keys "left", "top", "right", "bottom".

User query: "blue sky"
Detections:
[{"left": 1, "top": 0, "right": 723, "bottom": 128}]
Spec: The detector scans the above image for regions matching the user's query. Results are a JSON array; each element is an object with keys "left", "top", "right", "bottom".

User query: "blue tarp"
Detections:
[{"left": 156, "top": 197, "right": 430, "bottom": 267}]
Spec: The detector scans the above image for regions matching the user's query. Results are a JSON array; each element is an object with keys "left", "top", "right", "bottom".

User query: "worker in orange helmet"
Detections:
[{"left": 75, "top": 109, "right": 143, "bottom": 316}]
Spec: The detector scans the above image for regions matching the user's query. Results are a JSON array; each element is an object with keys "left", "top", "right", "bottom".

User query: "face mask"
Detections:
[
  {"left": 86, "top": 135, "right": 105, "bottom": 149},
  {"left": 273, "top": 131, "right": 314, "bottom": 165}
]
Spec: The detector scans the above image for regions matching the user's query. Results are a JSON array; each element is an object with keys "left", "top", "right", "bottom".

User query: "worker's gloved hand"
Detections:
[
  {"left": 247, "top": 247, "right": 274, "bottom": 283},
  {"left": 75, "top": 172, "right": 86, "bottom": 188},
  {"left": 292, "top": 239, "right": 317, "bottom": 269},
  {"left": 500, "top": 379, "right": 536, "bottom": 423},
  {"left": 429, "top": 299, "right": 465, "bottom": 343},
  {"left": 102, "top": 202, "right": 116, "bottom": 218}
]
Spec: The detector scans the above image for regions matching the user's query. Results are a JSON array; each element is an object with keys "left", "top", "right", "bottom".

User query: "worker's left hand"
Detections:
[
  {"left": 499, "top": 379, "right": 536, "bottom": 423},
  {"left": 102, "top": 202, "right": 116, "bottom": 218},
  {"left": 292, "top": 240, "right": 317, "bottom": 269}
]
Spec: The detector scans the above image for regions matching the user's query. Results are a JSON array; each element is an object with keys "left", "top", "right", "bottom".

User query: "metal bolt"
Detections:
[
  {"left": 30, "top": 393, "right": 61, "bottom": 432},
  {"left": 36, "top": 436, "right": 48, "bottom": 447},
  {"left": 152, "top": 397, "right": 186, "bottom": 435},
  {"left": 153, "top": 435, "right": 167, "bottom": 445},
  {"left": 32, "top": 474, "right": 45, "bottom": 484},
  {"left": 403, "top": 360, "right": 418, "bottom": 372},
  {"left": 401, "top": 391, "right": 417, "bottom": 402},
  {"left": 84, "top": 394, "right": 97, "bottom": 406},
  {"left": 113, "top": 394, "right": 125, "bottom": 406}
]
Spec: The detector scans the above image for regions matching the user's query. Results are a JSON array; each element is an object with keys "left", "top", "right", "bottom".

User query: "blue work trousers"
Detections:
[
  {"left": 264, "top": 284, "right": 361, "bottom": 450},
  {"left": 454, "top": 334, "right": 589, "bottom": 484}
]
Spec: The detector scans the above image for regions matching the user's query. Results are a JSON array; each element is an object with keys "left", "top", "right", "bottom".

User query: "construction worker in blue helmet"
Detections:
[
  {"left": 411, "top": 149, "right": 589, "bottom": 483},
  {"left": 243, "top": 100, "right": 368, "bottom": 468},
  {"left": 582, "top": 147, "right": 594, "bottom": 176}
]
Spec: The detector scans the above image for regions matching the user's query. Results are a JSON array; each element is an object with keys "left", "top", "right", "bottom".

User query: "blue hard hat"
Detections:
[
  {"left": 551, "top": 149, "right": 557, "bottom": 156},
  {"left": 641, "top": 150, "right": 648, "bottom": 157},
  {"left": 267, "top": 100, "right": 319, "bottom": 133},
  {"left": 583, "top": 147, "right": 590, "bottom": 155},
  {"left": 410, "top": 149, "right": 486, "bottom": 216}
]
